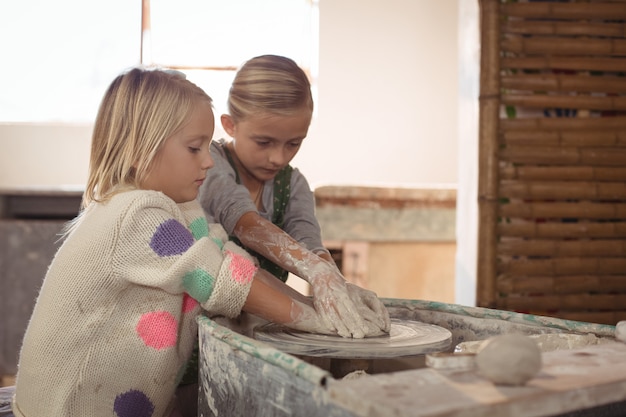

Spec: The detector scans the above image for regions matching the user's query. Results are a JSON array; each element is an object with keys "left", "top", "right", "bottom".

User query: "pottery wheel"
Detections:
[{"left": 253, "top": 318, "right": 452, "bottom": 359}]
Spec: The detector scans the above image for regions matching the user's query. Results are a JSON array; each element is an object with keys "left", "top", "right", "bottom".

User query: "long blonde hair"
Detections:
[
  {"left": 228, "top": 55, "right": 313, "bottom": 123},
  {"left": 83, "top": 67, "right": 212, "bottom": 209}
]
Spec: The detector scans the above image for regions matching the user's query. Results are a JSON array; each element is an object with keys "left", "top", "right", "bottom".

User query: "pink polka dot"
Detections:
[
  {"left": 227, "top": 250, "right": 256, "bottom": 284},
  {"left": 182, "top": 293, "right": 198, "bottom": 313},
  {"left": 136, "top": 311, "right": 178, "bottom": 350}
]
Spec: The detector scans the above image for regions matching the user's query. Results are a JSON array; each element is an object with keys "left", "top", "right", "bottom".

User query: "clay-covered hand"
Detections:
[
  {"left": 286, "top": 298, "right": 337, "bottom": 335},
  {"left": 306, "top": 262, "right": 369, "bottom": 338},
  {"left": 346, "top": 283, "right": 391, "bottom": 335}
]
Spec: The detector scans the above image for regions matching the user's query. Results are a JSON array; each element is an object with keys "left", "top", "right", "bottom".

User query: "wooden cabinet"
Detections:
[{"left": 314, "top": 186, "right": 456, "bottom": 303}]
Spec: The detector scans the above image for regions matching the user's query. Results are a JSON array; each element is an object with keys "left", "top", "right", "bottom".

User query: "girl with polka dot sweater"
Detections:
[{"left": 12, "top": 68, "right": 332, "bottom": 417}]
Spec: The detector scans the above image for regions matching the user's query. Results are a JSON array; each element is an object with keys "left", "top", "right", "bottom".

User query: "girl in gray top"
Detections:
[{"left": 199, "top": 55, "right": 390, "bottom": 338}]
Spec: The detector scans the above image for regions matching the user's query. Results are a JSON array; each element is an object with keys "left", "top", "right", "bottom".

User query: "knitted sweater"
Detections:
[{"left": 12, "top": 190, "right": 256, "bottom": 417}]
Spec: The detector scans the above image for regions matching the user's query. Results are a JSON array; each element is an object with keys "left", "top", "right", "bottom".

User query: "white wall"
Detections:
[
  {"left": 298, "top": 0, "right": 459, "bottom": 188},
  {"left": 455, "top": 0, "right": 480, "bottom": 307},
  {"left": 0, "top": 0, "right": 459, "bottom": 190},
  {"left": 0, "top": 124, "right": 91, "bottom": 189},
  {"left": 0, "top": 0, "right": 138, "bottom": 189}
]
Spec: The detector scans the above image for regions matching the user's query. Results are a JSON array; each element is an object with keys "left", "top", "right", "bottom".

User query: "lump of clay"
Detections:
[
  {"left": 615, "top": 321, "right": 626, "bottom": 343},
  {"left": 342, "top": 370, "right": 369, "bottom": 380},
  {"left": 476, "top": 334, "right": 542, "bottom": 386}
]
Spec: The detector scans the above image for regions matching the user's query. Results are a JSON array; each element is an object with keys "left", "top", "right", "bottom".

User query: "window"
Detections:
[
  {"left": 0, "top": 0, "right": 140, "bottom": 123},
  {"left": 144, "top": 0, "right": 318, "bottom": 133},
  {"left": 0, "top": 0, "right": 317, "bottom": 124}
]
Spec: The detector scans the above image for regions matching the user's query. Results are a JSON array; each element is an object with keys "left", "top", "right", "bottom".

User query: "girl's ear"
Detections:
[{"left": 221, "top": 114, "right": 236, "bottom": 137}]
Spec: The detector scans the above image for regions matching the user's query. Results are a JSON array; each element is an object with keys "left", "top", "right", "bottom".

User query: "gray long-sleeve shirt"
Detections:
[{"left": 198, "top": 139, "right": 328, "bottom": 256}]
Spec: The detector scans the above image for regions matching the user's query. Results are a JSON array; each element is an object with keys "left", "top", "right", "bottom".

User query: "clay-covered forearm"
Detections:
[
  {"left": 243, "top": 269, "right": 335, "bottom": 335},
  {"left": 243, "top": 269, "right": 316, "bottom": 325},
  {"left": 252, "top": 268, "right": 311, "bottom": 305},
  {"left": 233, "top": 212, "right": 385, "bottom": 338},
  {"left": 242, "top": 272, "right": 294, "bottom": 324},
  {"left": 233, "top": 211, "right": 328, "bottom": 280},
  {"left": 315, "top": 250, "right": 335, "bottom": 265}
]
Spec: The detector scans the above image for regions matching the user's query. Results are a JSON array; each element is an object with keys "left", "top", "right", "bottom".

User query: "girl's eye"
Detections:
[{"left": 189, "top": 147, "right": 201, "bottom": 153}]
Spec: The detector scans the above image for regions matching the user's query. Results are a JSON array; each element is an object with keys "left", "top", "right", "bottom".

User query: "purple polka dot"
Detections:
[
  {"left": 150, "top": 219, "right": 194, "bottom": 256},
  {"left": 114, "top": 389, "right": 154, "bottom": 417}
]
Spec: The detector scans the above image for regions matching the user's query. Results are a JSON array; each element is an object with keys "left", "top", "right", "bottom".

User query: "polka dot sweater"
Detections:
[{"left": 12, "top": 190, "right": 257, "bottom": 417}]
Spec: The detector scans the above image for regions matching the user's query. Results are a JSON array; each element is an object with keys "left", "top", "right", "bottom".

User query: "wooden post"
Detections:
[{"left": 476, "top": 0, "right": 500, "bottom": 308}]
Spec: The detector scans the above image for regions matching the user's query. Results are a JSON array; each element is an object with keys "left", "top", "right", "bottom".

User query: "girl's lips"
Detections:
[{"left": 262, "top": 169, "right": 279, "bottom": 176}]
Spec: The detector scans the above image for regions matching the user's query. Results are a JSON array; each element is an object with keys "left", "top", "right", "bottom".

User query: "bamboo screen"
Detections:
[{"left": 477, "top": 0, "right": 626, "bottom": 325}]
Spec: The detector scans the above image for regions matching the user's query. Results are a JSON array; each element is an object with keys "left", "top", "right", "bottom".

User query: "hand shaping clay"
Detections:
[
  {"left": 475, "top": 334, "right": 542, "bottom": 386},
  {"left": 615, "top": 321, "right": 626, "bottom": 343}
]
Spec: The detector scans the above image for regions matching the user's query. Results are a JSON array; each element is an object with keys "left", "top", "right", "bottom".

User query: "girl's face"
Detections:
[
  {"left": 141, "top": 100, "right": 215, "bottom": 203},
  {"left": 221, "top": 107, "right": 312, "bottom": 183}
]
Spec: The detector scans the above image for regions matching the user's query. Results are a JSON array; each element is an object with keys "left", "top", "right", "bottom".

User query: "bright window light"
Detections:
[{"left": 0, "top": 0, "right": 317, "bottom": 124}]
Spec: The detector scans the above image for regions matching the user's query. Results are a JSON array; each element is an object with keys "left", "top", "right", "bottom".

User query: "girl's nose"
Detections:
[
  {"left": 268, "top": 148, "right": 288, "bottom": 166},
  {"left": 202, "top": 150, "right": 214, "bottom": 170}
]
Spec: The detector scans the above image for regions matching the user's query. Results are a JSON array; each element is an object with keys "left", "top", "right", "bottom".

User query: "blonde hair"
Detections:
[
  {"left": 83, "top": 67, "right": 212, "bottom": 209},
  {"left": 228, "top": 55, "right": 313, "bottom": 123}
]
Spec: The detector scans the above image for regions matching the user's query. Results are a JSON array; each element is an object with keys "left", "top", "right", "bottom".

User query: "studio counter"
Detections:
[{"left": 197, "top": 300, "right": 624, "bottom": 417}]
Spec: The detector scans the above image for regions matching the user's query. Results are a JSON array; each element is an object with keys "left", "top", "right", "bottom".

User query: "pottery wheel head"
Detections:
[{"left": 253, "top": 319, "right": 452, "bottom": 359}]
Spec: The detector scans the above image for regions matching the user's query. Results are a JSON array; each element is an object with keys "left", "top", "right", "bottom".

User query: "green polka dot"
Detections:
[
  {"left": 189, "top": 218, "right": 209, "bottom": 240},
  {"left": 211, "top": 237, "right": 224, "bottom": 249},
  {"left": 182, "top": 269, "right": 214, "bottom": 303}
]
